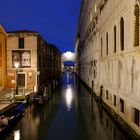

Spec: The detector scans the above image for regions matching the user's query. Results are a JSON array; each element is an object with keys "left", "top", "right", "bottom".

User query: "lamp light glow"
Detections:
[{"left": 14, "top": 62, "right": 19, "bottom": 69}]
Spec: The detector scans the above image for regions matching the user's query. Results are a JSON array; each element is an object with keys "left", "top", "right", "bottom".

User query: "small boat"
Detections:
[
  {"left": 34, "top": 93, "right": 48, "bottom": 105},
  {"left": 0, "top": 102, "right": 26, "bottom": 135}
]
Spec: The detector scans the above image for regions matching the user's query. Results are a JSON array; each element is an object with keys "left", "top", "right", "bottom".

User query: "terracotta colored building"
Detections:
[{"left": 0, "top": 25, "right": 7, "bottom": 90}]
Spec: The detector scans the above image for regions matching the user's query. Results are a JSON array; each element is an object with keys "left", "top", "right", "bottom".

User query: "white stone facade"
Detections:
[{"left": 75, "top": 0, "right": 140, "bottom": 134}]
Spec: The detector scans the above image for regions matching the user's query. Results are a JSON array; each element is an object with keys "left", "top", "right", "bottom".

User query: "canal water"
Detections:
[{"left": 2, "top": 72, "right": 134, "bottom": 140}]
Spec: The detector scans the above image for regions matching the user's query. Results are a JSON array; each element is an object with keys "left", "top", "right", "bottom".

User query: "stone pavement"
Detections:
[{"left": 0, "top": 88, "right": 34, "bottom": 113}]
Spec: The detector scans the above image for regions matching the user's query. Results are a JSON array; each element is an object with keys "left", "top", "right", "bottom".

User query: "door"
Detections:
[{"left": 18, "top": 73, "right": 25, "bottom": 88}]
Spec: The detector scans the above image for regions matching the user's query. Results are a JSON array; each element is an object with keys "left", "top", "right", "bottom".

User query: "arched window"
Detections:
[
  {"left": 22, "top": 51, "right": 31, "bottom": 67},
  {"left": 120, "top": 17, "right": 124, "bottom": 50},
  {"left": 106, "top": 32, "right": 108, "bottom": 55},
  {"left": 134, "top": 4, "right": 139, "bottom": 46},
  {"left": 114, "top": 26, "right": 117, "bottom": 52}
]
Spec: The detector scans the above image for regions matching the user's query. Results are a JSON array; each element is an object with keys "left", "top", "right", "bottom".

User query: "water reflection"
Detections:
[
  {"left": 66, "top": 72, "right": 69, "bottom": 84},
  {"left": 14, "top": 130, "right": 20, "bottom": 140},
  {"left": 76, "top": 80, "right": 133, "bottom": 140},
  {"left": 65, "top": 85, "right": 73, "bottom": 111},
  {"left": 1, "top": 73, "right": 135, "bottom": 140}
]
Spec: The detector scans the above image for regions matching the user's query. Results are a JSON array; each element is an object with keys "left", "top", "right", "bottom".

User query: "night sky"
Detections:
[{"left": 0, "top": 0, "right": 81, "bottom": 53}]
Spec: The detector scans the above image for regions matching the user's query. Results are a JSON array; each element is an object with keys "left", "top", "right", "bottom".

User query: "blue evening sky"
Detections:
[{"left": 0, "top": 0, "right": 81, "bottom": 53}]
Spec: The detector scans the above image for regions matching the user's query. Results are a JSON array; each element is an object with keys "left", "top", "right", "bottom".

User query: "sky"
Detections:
[{"left": 0, "top": 0, "right": 81, "bottom": 53}]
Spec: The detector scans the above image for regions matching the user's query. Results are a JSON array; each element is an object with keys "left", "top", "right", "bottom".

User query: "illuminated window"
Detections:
[
  {"left": 134, "top": 4, "right": 139, "bottom": 46},
  {"left": 120, "top": 18, "right": 124, "bottom": 50},
  {"left": 95, "top": 5, "right": 97, "bottom": 12},
  {"left": 90, "top": 12, "right": 92, "bottom": 22},
  {"left": 114, "top": 26, "right": 117, "bottom": 53}
]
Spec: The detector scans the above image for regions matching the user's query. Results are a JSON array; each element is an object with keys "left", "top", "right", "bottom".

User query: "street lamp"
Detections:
[{"left": 14, "top": 62, "right": 19, "bottom": 95}]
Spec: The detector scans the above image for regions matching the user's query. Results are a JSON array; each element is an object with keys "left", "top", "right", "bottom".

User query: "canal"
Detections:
[{"left": 2, "top": 72, "right": 134, "bottom": 140}]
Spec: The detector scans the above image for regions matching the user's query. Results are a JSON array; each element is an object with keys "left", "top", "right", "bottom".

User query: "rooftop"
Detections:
[{"left": 7, "top": 30, "right": 38, "bottom": 34}]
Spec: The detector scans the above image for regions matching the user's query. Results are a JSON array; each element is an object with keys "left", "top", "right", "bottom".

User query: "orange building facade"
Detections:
[{"left": 0, "top": 25, "right": 7, "bottom": 90}]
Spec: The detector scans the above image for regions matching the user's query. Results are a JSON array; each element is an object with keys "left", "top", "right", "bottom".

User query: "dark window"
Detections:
[
  {"left": 134, "top": 108, "right": 140, "bottom": 126},
  {"left": 19, "top": 38, "right": 24, "bottom": 49},
  {"left": 101, "top": 37, "right": 103, "bottom": 57},
  {"left": 134, "top": 4, "right": 139, "bottom": 46},
  {"left": 106, "top": 32, "right": 108, "bottom": 55},
  {"left": 106, "top": 90, "right": 108, "bottom": 100},
  {"left": 114, "top": 26, "right": 117, "bottom": 52},
  {"left": 120, "top": 18, "right": 124, "bottom": 50},
  {"left": 120, "top": 98, "right": 124, "bottom": 113},
  {"left": 93, "top": 69, "right": 96, "bottom": 78},
  {"left": 100, "top": 85, "right": 103, "bottom": 98},
  {"left": 113, "top": 95, "right": 116, "bottom": 106}
]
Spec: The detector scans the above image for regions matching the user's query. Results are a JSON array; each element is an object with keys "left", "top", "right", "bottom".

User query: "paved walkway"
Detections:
[{"left": 0, "top": 88, "right": 34, "bottom": 112}]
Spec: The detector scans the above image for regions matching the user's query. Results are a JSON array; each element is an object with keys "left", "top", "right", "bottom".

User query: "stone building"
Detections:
[
  {"left": 0, "top": 25, "right": 7, "bottom": 90},
  {"left": 48, "top": 44, "right": 61, "bottom": 81},
  {"left": 75, "top": 0, "right": 140, "bottom": 135},
  {"left": 6, "top": 30, "right": 61, "bottom": 93}
]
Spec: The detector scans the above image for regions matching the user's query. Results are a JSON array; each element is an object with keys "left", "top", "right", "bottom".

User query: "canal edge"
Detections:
[{"left": 75, "top": 74, "right": 140, "bottom": 140}]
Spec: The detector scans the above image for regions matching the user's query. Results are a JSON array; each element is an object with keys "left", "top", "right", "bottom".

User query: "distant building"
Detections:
[
  {"left": 75, "top": 0, "right": 140, "bottom": 135},
  {"left": 6, "top": 30, "right": 61, "bottom": 93},
  {"left": 0, "top": 25, "right": 7, "bottom": 90},
  {"left": 49, "top": 44, "right": 61, "bottom": 81}
]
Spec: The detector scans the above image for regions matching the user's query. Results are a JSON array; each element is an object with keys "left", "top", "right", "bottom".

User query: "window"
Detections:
[
  {"left": 12, "top": 51, "right": 31, "bottom": 68},
  {"left": 134, "top": 4, "right": 139, "bottom": 46},
  {"left": 101, "top": 37, "right": 103, "bottom": 57},
  {"left": 120, "top": 98, "right": 124, "bottom": 113},
  {"left": 106, "top": 32, "right": 108, "bottom": 55},
  {"left": 19, "top": 38, "right": 24, "bottom": 49},
  {"left": 113, "top": 95, "right": 116, "bottom": 106},
  {"left": 100, "top": 85, "right": 103, "bottom": 97},
  {"left": 114, "top": 26, "right": 117, "bottom": 52},
  {"left": 133, "top": 108, "right": 140, "bottom": 126},
  {"left": 106, "top": 90, "right": 108, "bottom": 100},
  {"left": 21, "top": 51, "right": 31, "bottom": 67},
  {"left": 120, "top": 18, "right": 124, "bottom": 50}
]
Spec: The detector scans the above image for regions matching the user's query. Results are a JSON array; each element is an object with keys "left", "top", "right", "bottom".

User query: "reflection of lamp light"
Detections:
[
  {"left": 14, "top": 62, "right": 19, "bottom": 95},
  {"left": 14, "top": 130, "right": 20, "bottom": 140},
  {"left": 65, "top": 86, "right": 73, "bottom": 111}
]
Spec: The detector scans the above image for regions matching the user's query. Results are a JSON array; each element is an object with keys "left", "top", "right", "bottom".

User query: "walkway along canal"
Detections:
[{"left": 1, "top": 72, "right": 137, "bottom": 140}]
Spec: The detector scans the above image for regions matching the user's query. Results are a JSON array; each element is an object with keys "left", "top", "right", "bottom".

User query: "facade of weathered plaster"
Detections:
[
  {"left": 7, "top": 30, "right": 61, "bottom": 93},
  {"left": 75, "top": 0, "right": 140, "bottom": 134}
]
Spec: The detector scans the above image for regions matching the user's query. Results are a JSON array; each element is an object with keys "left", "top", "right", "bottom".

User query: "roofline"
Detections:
[{"left": 0, "top": 25, "right": 7, "bottom": 36}]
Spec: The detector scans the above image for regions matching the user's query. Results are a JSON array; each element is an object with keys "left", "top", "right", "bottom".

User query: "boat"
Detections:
[
  {"left": 34, "top": 92, "right": 49, "bottom": 105},
  {"left": 0, "top": 102, "right": 26, "bottom": 135}
]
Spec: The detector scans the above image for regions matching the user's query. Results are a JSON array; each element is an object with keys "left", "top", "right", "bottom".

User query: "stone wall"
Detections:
[{"left": 76, "top": 0, "right": 140, "bottom": 134}]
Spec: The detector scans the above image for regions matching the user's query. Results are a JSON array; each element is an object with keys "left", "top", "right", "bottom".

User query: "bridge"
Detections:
[{"left": 61, "top": 51, "right": 76, "bottom": 71}]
